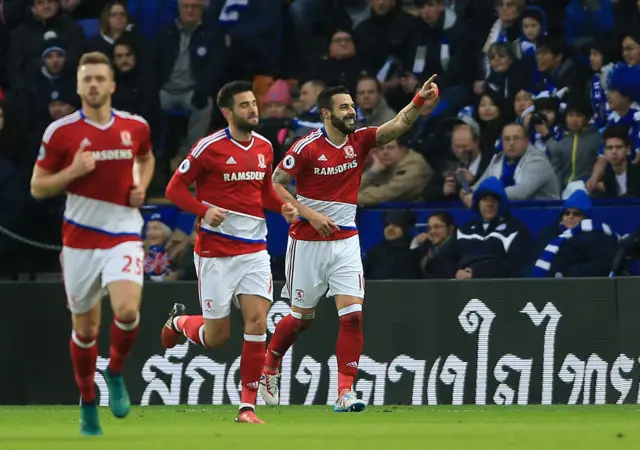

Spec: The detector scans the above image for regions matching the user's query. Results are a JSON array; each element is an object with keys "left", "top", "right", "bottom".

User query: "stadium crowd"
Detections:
[{"left": 1, "top": 0, "right": 640, "bottom": 280}]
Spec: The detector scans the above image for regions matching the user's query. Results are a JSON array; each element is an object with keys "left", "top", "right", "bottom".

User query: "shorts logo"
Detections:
[
  {"left": 257, "top": 153, "right": 266, "bottom": 169},
  {"left": 204, "top": 300, "right": 213, "bottom": 312},
  {"left": 246, "top": 381, "right": 259, "bottom": 389},
  {"left": 295, "top": 289, "right": 304, "bottom": 300},
  {"left": 344, "top": 146, "right": 355, "bottom": 159}
]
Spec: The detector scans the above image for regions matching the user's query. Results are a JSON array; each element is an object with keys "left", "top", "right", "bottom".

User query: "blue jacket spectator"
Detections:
[
  {"left": 7, "top": 0, "right": 85, "bottom": 93},
  {"left": 564, "top": 0, "right": 613, "bottom": 57},
  {"left": 126, "top": 0, "right": 178, "bottom": 40},
  {"left": 530, "top": 190, "right": 618, "bottom": 277},
  {"left": 209, "top": 0, "right": 283, "bottom": 76},
  {"left": 456, "top": 177, "right": 533, "bottom": 279},
  {"left": 154, "top": 12, "right": 225, "bottom": 99}
]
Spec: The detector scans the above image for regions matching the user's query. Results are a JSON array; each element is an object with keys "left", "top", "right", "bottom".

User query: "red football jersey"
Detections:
[
  {"left": 277, "top": 126, "right": 378, "bottom": 241},
  {"left": 169, "top": 128, "right": 277, "bottom": 257},
  {"left": 36, "top": 109, "right": 151, "bottom": 250}
]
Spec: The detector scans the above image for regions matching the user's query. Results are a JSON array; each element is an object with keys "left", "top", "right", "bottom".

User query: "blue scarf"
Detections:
[
  {"left": 590, "top": 73, "right": 608, "bottom": 128},
  {"left": 531, "top": 219, "right": 613, "bottom": 278},
  {"left": 500, "top": 156, "right": 519, "bottom": 187}
]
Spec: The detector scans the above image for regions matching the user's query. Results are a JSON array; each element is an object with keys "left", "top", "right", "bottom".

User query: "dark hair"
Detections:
[
  {"left": 603, "top": 124, "right": 631, "bottom": 147},
  {"left": 428, "top": 211, "right": 456, "bottom": 230},
  {"left": 537, "top": 35, "right": 567, "bottom": 58},
  {"left": 100, "top": 1, "right": 129, "bottom": 36},
  {"left": 316, "top": 85, "right": 350, "bottom": 114},
  {"left": 216, "top": 80, "right": 254, "bottom": 110},
  {"left": 113, "top": 36, "right": 135, "bottom": 54}
]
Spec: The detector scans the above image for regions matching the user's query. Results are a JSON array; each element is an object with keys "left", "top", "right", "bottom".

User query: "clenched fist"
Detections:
[{"left": 204, "top": 207, "right": 228, "bottom": 227}]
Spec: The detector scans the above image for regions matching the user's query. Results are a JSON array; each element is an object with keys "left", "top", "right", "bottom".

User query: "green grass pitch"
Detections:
[{"left": 0, "top": 405, "right": 639, "bottom": 449}]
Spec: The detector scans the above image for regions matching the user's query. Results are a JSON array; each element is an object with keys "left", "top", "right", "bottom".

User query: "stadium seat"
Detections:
[{"left": 77, "top": 19, "right": 101, "bottom": 39}]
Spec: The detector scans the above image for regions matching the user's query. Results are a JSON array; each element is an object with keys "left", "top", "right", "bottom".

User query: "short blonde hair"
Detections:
[{"left": 78, "top": 51, "right": 114, "bottom": 76}]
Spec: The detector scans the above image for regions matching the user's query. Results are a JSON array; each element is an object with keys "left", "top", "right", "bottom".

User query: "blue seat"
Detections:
[{"left": 77, "top": 19, "right": 100, "bottom": 39}]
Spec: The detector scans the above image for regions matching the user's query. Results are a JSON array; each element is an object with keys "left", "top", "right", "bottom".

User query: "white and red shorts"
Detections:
[
  {"left": 194, "top": 249, "right": 273, "bottom": 320},
  {"left": 61, "top": 241, "right": 145, "bottom": 314},
  {"left": 281, "top": 234, "right": 364, "bottom": 309}
]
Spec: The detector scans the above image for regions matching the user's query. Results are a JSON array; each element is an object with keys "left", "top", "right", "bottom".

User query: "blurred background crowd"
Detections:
[{"left": 1, "top": 0, "right": 640, "bottom": 282}]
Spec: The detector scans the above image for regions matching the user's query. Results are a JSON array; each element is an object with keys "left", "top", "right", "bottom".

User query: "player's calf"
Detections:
[{"left": 260, "top": 310, "right": 313, "bottom": 406}]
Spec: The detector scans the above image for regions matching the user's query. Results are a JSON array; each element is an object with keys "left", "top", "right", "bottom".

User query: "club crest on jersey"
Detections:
[
  {"left": 344, "top": 145, "right": 355, "bottom": 159},
  {"left": 204, "top": 300, "right": 213, "bottom": 312},
  {"left": 257, "top": 153, "right": 266, "bottom": 169},
  {"left": 120, "top": 131, "right": 132, "bottom": 146},
  {"left": 295, "top": 289, "right": 304, "bottom": 300}
]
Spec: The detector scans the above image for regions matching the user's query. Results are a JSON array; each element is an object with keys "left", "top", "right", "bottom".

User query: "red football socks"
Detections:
[
  {"left": 70, "top": 330, "right": 98, "bottom": 403},
  {"left": 336, "top": 306, "right": 363, "bottom": 394},
  {"left": 108, "top": 314, "right": 140, "bottom": 374},
  {"left": 264, "top": 313, "right": 311, "bottom": 371},
  {"left": 175, "top": 315, "right": 205, "bottom": 346},
  {"left": 240, "top": 334, "right": 267, "bottom": 407}
]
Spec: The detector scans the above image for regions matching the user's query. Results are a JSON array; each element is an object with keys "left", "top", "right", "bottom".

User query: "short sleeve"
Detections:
[
  {"left": 138, "top": 121, "right": 152, "bottom": 155},
  {"left": 354, "top": 127, "right": 378, "bottom": 154},
  {"left": 35, "top": 123, "right": 66, "bottom": 172},
  {"left": 277, "top": 137, "right": 310, "bottom": 177}
]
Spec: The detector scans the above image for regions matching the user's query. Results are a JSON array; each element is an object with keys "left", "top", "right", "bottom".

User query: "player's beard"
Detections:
[
  {"left": 330, "top": 114, "right": 357, "bottom": 135},
  {"left": 234, "top": 114, "right": 260, "bottom": 134}
]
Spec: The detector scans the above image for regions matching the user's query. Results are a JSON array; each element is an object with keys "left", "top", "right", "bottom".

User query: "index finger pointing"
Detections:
[{"left": 425, "top": 74, "right": 438, "bottom": 85}]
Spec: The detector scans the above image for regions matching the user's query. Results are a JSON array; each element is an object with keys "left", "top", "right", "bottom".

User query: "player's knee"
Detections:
[
  {"left": 244, "top": 314, "right": 267, "bottom": 335},
  {"left": 290, "top": 310, "right": 315, "bottom": 331},
  {"left": 338, "top": 305, "right": 363, "bottom": 330},
  {"left": 112, "top": 305, "right": 138, "bottom": 324},
  {"left": 74, "top": 323, "right": 99, "bottom": 339}
]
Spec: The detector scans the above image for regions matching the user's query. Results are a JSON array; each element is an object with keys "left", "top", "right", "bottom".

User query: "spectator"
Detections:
[
  {"left": 614, "top": 1, "right": 640, "bottom": 43},
  {"left": 478, "top": 0, "right": 526, "bottom": 90},
  {"left": 111, "top": 38, "right": 161, "bottom": 142},
  {"left": 530, "top": 190, "right": 618, "bottom": 277},
  {"left": 548, "top": 98, "right": 600, "bottom": 195},
  {"left": 351, "top": 0, "right": 420, "bottom": 75},
  {"left": 474, "top": 90, "right": 507, "bottom": 152},
  {"left": 263, "top": 80, "right": 294, "bottom": 121},
  {"left": 166, "top": 220, "right": 197, "bottom": 281},
  {"left": 594, "top": 125, "right": 640, "bottom": 198},
  {"left": 7, "top": 0, "right": 85, "bottom": 93},
  {"left": 358, "top": 138, "right": 433, "bottom": 206},
  {"left": 589, "top": 38, "right": 617, "bottom": 128},
  {"left": 587, "top": 63, "right": 640, "bottom": 190},
  {"left": 155, "top": 0, "right": 226, "bottom": 158},
  {"left": 484, "top": 42, "right": 531, "bottom": 105},
  {"left": 411, "top": 211, "right": 458, "bottom": 279},
  {"left": 564, "top": 0, "right": 613, "bottom": 59},
  {"left": 621, "top": 31, "right": 640, "bottom": 67},
  {"left": 527, "top": 93, "right": 565, "bottom": 151},
  {"left": 513, "top": 6, "right": 547, "bottom": 86},
  {"left": 33, "top": 31, "right": 75, "bottom": 122},
  {"left": 211, "top": 0, "right": 284, "bottom": 79},
  {"left": 126, "top": 0, "right": 178, "bottom": 40},
  {"left": 292, "top": 79, "right": 324, "bottom": 137},
  {"left": 410, "top": 0, "right": 472, "bottom": 111},
  {"left": 143, "top": 212, "right": 173, "bottom": 282},
  {"left": 513, "top": 89, "right": 534, "bottom": 118},
  {"left": 534, "top": 35, "right": 589, "bottom": 94},
  {"left": 87, "top": 1, "right": 146, "bottom": 64},
  {"left": 467, "top": 123, "right": 560, "bottom": 202},
  {"left": 456, "top": 176, "right": 533, "bottom": 278},
  {"left": 425, "top": 121, "right": 492, "bottom": 201},
  {"left": 306, "top": 29, "right": 372, "bottom": 95},
  {"left": 363, "top": 210, "right": 418, "bottom": 279},
  {"left": 356, "top": 75, "right": 396, "bottom": 127}
]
